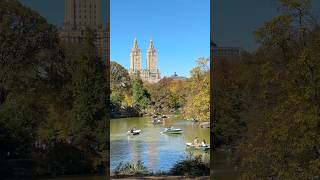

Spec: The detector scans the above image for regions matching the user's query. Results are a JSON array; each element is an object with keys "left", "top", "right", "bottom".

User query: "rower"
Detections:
[
  {"left": 193, "top": 137, "right": 200, "bottom": 147},
  {"left": 130, "top": 127, "right": 136, "bottom": 133},
  {"left": 201, "top": 139, "right": 207, "bottom": 147}
]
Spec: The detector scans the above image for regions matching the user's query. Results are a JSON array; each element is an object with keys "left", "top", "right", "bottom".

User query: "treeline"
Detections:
[
  {"left": 111, "top": 58, "right": 210, "bottom": 121},
  {"left": 110, "top": 62, "right": 149, "bottom": 117},
  {"left": 213, "top": 0, "right": 320, "bottom": 179},
  {"left": 0, "top": 1, "right": 108, "bottom": 178}
]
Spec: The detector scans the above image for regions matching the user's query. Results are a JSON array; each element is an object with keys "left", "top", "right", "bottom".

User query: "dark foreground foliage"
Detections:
[
  {"left": 169, "top": 155, "right": 210, "bottom": 176},
  {"left": 0, "top": 0, "right": 108, "bottom": 178},
  {"left": 212, "top": 0, "right": 320, "bottom": 179}
]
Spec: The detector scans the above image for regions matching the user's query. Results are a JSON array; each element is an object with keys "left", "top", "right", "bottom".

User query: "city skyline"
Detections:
[
  {"left": 18, "top": 0, "right": 320, "bottom": 67},
  {"left": 111, "top": 0, "right": 210, "bottom": 77}
]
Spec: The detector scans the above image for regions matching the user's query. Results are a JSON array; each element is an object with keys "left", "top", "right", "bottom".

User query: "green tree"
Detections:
[
  {"left": 131, "top": 73, "right": 150, "bottom": 112},
  {"left": 110, "top": 61, "right": 131, "bottom": 91},
  {"left": 0, "top": 98, "right": 46, "bottom": 159},
  {"left": 0, "top": 1, "right": 109, "bottom": 177},
  {"left": 69, "top": 29, "right": 108, "bottom": 152},
  {"left": 110, "top": 61, "right": 132, "bottom": 112},
  {"left": 148, "top": 77, "right": 185, "bottom": 112},
  {"left": 211, "top": 55, "right": 249, "bottom": 147},
  {"left": 0, "top": 0, "right": 65, "bottom": 104},
  {"left": 0, "top": 0, "right": 68, "bottom": 157}
]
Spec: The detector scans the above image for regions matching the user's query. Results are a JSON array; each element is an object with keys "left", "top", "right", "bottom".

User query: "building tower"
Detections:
[
  {"left": 60, "top": 0, "right": 107, "bottom": 61},
  {"left": 64, "top": 0, "right": 102, "bottom": 28},
  {"left": 146, "top": 40, "right": 157, "bottom": 71},
  {"left": 129, "top": 38, "right": 161, "bottom": 83},
  {"left": 129, "top": 38, "right": 142, "bottom": 75},
  {"left": 143, "top": 39, "right": 160, "bottom": 83}
]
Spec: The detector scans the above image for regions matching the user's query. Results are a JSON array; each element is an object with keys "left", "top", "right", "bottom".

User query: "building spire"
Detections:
[
  {"left": 148, "top": 39, "right": 154, "bottom": 49},
  {"left": 133, "top": 38, "right": 138, "bottom": 49}
]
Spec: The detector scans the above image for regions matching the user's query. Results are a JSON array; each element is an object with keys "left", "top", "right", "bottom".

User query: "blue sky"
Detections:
[
  {"left": 18, "top": 0, "right": 320, "bottom": 76},
  {"left": 213, "top": 0, "right": 320, "bottom": 51},
  {"left": 111, "top": 0, "right": 210, "bottom": 77},
  {"left": 19, "top": 0, "right": 107, "bottom": 26}
]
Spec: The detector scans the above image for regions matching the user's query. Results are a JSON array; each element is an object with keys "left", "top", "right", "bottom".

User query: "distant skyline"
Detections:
[{"left": 111, "top": 0, "right": 210, "bottom": 77}]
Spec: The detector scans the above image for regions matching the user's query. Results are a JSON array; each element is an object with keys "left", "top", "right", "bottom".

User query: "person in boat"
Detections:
[
  {"left": 130, "top": 127, "right": 136, "bottom": 133},
  {"left": 193, "top": 137, "right": 200, "bottom": 147},
  {"left": 201, "top": 139, "right": 207, "bottom": 147}
]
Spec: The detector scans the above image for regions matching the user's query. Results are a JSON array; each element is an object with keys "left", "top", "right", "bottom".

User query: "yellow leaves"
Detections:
[
  {"left": 183, "top": 59, "right": 210, "bottom": 122},
  {"left": 122, "top": 92, "right": 134, "bottom": 107},
  {"left": 255, "top": 15, "right": 292, "bottom": 47}
]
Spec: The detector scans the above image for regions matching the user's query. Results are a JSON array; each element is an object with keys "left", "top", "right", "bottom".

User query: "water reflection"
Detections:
[{"left": 110, "top": 116, "right": 210, "bottom": 172}]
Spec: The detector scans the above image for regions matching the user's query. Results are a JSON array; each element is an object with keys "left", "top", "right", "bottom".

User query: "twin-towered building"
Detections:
[{"left": 129, "top": 39, "right": 161, "bottom": 83}]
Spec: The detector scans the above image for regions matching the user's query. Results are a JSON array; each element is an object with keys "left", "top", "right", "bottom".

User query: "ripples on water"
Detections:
[{"left": 110, "top": 116, "right": 210, "bottom": 172}]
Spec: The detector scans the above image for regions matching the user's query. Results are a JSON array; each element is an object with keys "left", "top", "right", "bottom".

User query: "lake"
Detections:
[
  {"left": 110, "top": 116, "right": 210, "bottom": 173},
  {"left": 39, "top": 116, "right": 239, "bottom": 179}
]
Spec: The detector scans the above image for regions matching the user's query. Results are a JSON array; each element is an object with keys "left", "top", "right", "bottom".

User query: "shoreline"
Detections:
[
  {"left": 111, "top": 175, "right": 210, "bottom": 179},
  {"left": 35, "top": 174, "right": 104, "bottom": 180}
]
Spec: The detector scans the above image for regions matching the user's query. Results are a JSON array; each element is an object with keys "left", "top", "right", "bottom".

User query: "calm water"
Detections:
[{"left": 110, "top": 116, "right": 210, "bottom": 172}]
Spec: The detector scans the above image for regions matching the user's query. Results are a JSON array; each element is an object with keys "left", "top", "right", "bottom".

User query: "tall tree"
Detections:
[
  {"left": 184, "top": 58, "right": 210, "bottom": 122},
  {"left": 131, "top": 73, "right": 150, "bottom": 112},
  {"left": 0, "top": 0, "right": 67, "bottom": 156},
  {"left": 233, "top": 1, "right": 320, "bottom": 179},
  {"left": 69, "top": 29, "right": 108, "bottom": 152}
]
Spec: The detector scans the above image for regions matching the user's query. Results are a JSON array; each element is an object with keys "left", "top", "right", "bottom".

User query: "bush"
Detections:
[
  {"left": 169, "top": 153, "right": 210, "bottom": 176},
  {"left": 113, "top": 161, "right": 150, "bottom": 176},
  {"left": 35, "top": 141, "right": 95, "bottom": 176}
]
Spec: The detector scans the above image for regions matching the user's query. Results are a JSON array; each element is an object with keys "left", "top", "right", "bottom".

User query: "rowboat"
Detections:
[
  {"left": 161, "top": 115, "right": 168, "bottom": 118},
  {"left": 200, "top": 122, "right": 210, "bottom": 128},
  {"left": 127, "top": 129, "right": 141, "bottom": 135},
  {"left": 152, "top": 118, "right": 162, "bottom": 124},
  {"left": 186, "top": 142, "right": 210, "bottom": 151},
  {"left": 162, "top": 127, "right": 183, "bottom": 134}
]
